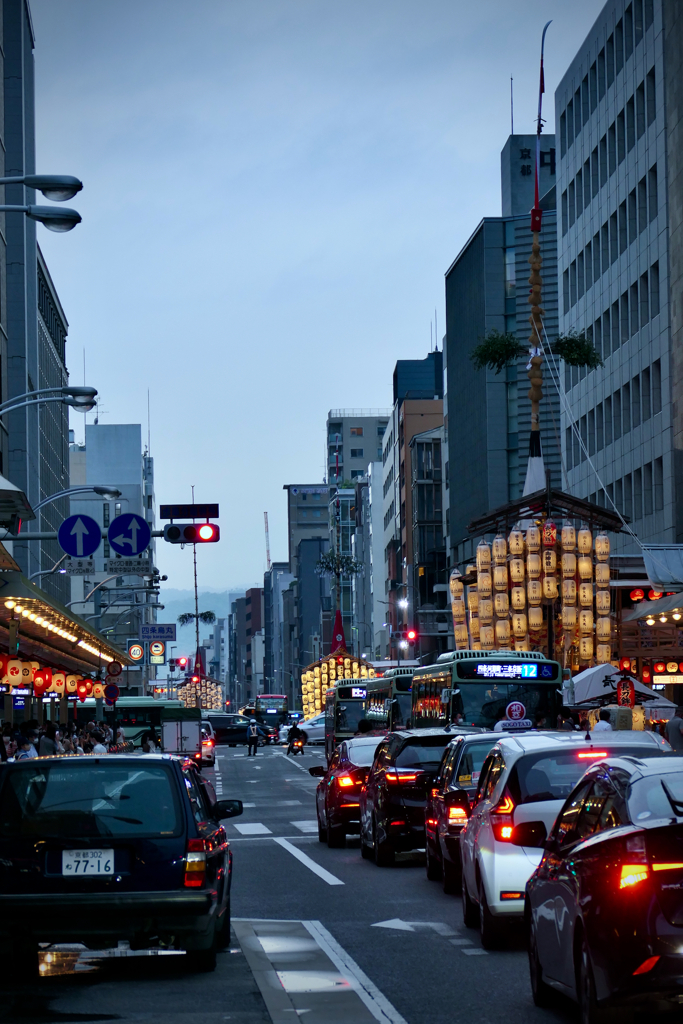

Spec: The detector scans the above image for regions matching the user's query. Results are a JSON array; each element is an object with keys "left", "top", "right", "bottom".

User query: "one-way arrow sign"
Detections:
[{"left": 58, "top": 514, "right": 101, "bottom": 558}]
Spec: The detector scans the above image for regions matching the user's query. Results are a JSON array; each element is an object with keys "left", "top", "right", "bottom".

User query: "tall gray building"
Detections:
[
  {"left": 326, "top": 410, "right": 390, "bottom": 485},
  {"left": 557, "top": 0, "right": 677, "bottom": 546}
]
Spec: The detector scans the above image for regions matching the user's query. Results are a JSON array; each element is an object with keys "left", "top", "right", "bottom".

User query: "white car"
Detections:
[
  {"left": 460, "top": 729, "right": 669, "bottom": 949},
  {"left": 279, "top": 713, "right": 325, "bottom": 745}
]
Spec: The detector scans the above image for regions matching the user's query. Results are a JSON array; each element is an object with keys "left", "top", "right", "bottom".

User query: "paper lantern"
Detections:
[
  {"left": 509, "top": 558, "right": 525, "bottom": 583},
  {"left": 579, "top": 635, "right": 593, "bottom": 660},
  {"left": 595, "top": 590, "right": 611, "bottom": 614},
  {"left": 493, "top": 565, "right": 508, "bottom": 591},
  {"left": 527, "top": 580, "right": 542, "bottom": 605},
  {"left": 542, "top": 549, "right": 557, "bottom": 574},
  {"left": 478, "top": 599, "right": 493, "bottom": 623},
  {"left": 514, "top": 637, "right": 530, "bottom": 651},
  {"left": 579, "top": 609, "right": 594, "bottom": 633},
  {"left": 495, "top": 619, "right": 510, "bottom": 645},
  {"left": 542, "top": 576, "right": 558, "bottom": 600},
  {"left": 344, "top": 658, "right": 350, "bottom": 669},
  {"left": 494, "top": 593, "right": 509, "bottom": 617},
  {"left": 21, "top": 661, "right": 33, "bottom": 684},
  {"left": 477, "top": 572, "right": 492, "bottom": 598},
  {"left": 511, "top": 586, "right": 526, "bottom": 610},
  {"left": 344, "top": 669, "right": 351, "bottom": 679},
  {"left": 476, "top": 541, "right": 491, "bottom": 571},
  {"left": 469, "top": 615, "right": 480, "bottom": 639},
  {"left": 595, "top": 533, "right": 610, "bottom": 561},
  {"left": 66, "top": 675, "right": 78, "bottom": 694},
  {"left": 7, "top": 659, "right": 22, "bottom": 687},
  {"left": 527, "top": 554, "right": 541, "bottom": 579},
  {"left": 578, "top": 556, "right": 593, "bottom": 580},
  {"left": 52, "top": 672, "right": 65, "bottom": 695},
  {"left": 542, "top": 520, "right": 557, "bottom": 547},
  {"left": 595, "top": 563, "right": 610, "bottom": 587},
  {"left": 85, "top": 679, "right": 94, "bottom": 695},
  {"left": 526, "top": 526, "right": 541, "bottom": 552},
  {"left": 562, "top": 605, "right": 577, "bottom": 628},
  {"left": 0, "top": 654, "right": 7, "bottom": 680},
  {"left": 596, "top": 644, "right": 611, "bottom": 663},
  {"left": 528, "top": 606, "right": 543, "bottom": 629},
  {"left": 596, "top": 617, "right": 611, "bottom": 642},
  {"left": 467, "top": 591, "right": 479, "bottom": 614},
  {"left": 512, "top": 612, "right": 527, "bottom": 637},
  {"left": 30, "top": 660, "right": 39, "bottom": 680},
  {"left": 449, "top": 571, "right": 464, "bottom": 599},
  {"left": 40, "top": 668, "right": 53, "bottom": 693},
  {"left": 577, "top": 527, "right": 592, "bottom": 554},
  {"left": 562, "top": 579, "right": 577, "bottom": 603},
  {"left": 479, "top": 625, "right": 495, "bottom": 650},
  {"left": 508, "top": 527, "right": 524, "bottom": 556},
  {"left": 313, "top": 666, "right": 320, "bottom": 676},
  {"left": 453, "top": 622, "right": 468, "bottom": 646},
  {"left": 561, "top": 553, "right": 577, "bottom": 577},
  {"left": 360, "top": 666, "right": 368, "bottom": 677},
  {"left": 33, "top": 673, "right": 47, "bottom": 696},
  {"left": 579, "top": 582, "right": 593, "bottom": 606},
  {"left": 470, "top": 640, "right": 481, "bottom": 651},
  {"left": 561, "top": 524, "right": 576, "bottom": 550},
  {"left": 492, "top": 535, "right": 507, "bottom": 565},
  {"left": 76, "top": 679, "right": 88, "bottom": 702},
  {"left": 452, "top": 598, "right": 466, "bottom": 621},
  {"left": 93, "top": 682, "right": 105, "bottom": 699}
]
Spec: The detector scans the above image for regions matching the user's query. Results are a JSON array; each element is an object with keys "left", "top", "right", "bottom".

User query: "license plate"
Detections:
[{"left": 61, "top": 849, "right": 114, "bottom": 876}]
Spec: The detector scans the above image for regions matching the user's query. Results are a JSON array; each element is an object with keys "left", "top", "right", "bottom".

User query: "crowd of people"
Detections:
[{"left": 0, "top": 719, "right": 128, "bottom": 760}]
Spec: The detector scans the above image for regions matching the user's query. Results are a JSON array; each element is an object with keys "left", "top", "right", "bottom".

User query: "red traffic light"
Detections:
[
  {"left": 191, "top": 675, "right": 200, "bottom": 683},
  {"left": 177, "top": 657, "right": 188, "bottom": 667},
  {"left": 164, "top": 522, "right": 220, "bottom": 544},
  {"left": 407, "top": 629, "right": 417, "bottom": 641}
]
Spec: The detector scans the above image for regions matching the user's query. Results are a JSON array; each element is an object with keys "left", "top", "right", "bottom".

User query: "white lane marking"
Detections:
[
  {"left": 449, "top": 938, "right": 473, "bottom": 946},
  {"left": 462, "top": 948, "right": 488, "bottom": 956},
  {"left": 274, "top": 839, "right": 344, "bottom": 886},
  {"left": 291, "top": 821, "right": 319, "bottom": 834},
  {"left": 242, "top": 802, "right": 256, "bottom": 808},
  {"left": 228, "top": 835, "right": 319, "bottom": 842},
  {"left": 279, "top": 800, "right": 303, "bottom": 806},
  {"left": 371, "top": 920, "right": 454, "bottom": 936},
  {"left": 276, "top": 970, "right": 354, "bottom": 993},
  {"left": 234, "top": 823, "right": 272, "bottom": 835},
  {"left": 303, "top": 920, "right": 409, "bottom": 1024}
]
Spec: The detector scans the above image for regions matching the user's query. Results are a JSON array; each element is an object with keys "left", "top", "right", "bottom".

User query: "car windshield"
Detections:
[
  {"left": 454, "top": 740, "right": 497, "bottom": 791},
  {"left": 0, "top": 762, "right": 182, "bottom": 839},
  {"left": 507, "top": 747, "right": 657, "bottom": 805},
  {"left": 395, "top": 736, "right": 451, "bottom": 769},
  {"left": 336, "top": 702, "right": 366, "bottom": 733},
  {"left": 346, "top": 741, "right": 380, "bottom": 767},
  {"left": 628, "top": 773, "right": 683, "bottom": 822}
]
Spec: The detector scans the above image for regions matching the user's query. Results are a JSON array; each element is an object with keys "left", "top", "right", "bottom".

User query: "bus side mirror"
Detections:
[{"left": 308, "top": 766, "right": 326, "bottom": 778}]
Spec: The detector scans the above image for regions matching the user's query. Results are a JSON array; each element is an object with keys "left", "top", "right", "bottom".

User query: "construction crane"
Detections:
[{"left": 264, "top": 511, "right": 271, "bottom": 571}]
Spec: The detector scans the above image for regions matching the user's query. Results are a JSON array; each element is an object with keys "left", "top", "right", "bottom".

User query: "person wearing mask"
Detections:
[
  {"left": 665, "top": 707, "right": 683, "bottom": 753},
  {"left": 247, "top": 719, "right": 260, "bottom": 757},
  {"left": 592, "top": 708, "right": 613, "bottom": 732}
]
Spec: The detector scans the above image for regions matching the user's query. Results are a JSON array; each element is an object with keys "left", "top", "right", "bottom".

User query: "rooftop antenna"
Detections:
[
  {"left": 435, "top": 307, "right": 438, "bottom": 351},
  {"left": 430, "top": 321, "right": 433, "bottom": 353},
  {"left": 147, "top": 389, "right": 151, "bottom": 455},
  {"left": 511, "top": 76, "right": 514, "bottom": 134},
  {"left": 264, "top": 512, "right": 272, "bottom": 572}
]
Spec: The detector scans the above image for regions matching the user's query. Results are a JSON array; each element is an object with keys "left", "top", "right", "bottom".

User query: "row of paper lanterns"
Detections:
[
  {"left": 301, "top": 656, "right": 376, "bottom": 719},
  {"left": 0, "top": 656, "right": 103, "bottom": 701},
  {"left": 450, "top": 522, "right": 612, "bottom": 663},
  {"left": 177, "top": 680, "right": 222, "bottom": 710}
]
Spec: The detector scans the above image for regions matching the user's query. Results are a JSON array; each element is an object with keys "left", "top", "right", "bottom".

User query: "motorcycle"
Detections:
[{"left": 288, "top": 738, "right": 305, "bottom": 756}]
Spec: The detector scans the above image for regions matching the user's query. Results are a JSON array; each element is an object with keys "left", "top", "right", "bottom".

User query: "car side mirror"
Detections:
[
  {"left": 214, "top": 799, "right": 243, "bottom": 820},
  {"left": 308, "top": 766, "right": 326, "bottom": 778},
  {"left": 444, "top": 789, "right": 470, "bottom": 815},
  {"left": 511, "top": 820, "right": 547, "bottom": 848}
]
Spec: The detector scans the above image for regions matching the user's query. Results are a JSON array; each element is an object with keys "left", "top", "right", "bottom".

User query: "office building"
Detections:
[
  {"left": 326, "top": 410, "right": 390, "bottom": 485},
  {"left": 263, "top": 561, "right": 293, "bottom": 692},
  {"left": 444, "top": 134, "right": 559, "bottom": 568},
  {"left": 557, "top": 0, "right": 679, "bottom": 546},
  {"left": 283, "top": 484, "right": 330, "bottom": 576},
  {"left": 409, "top": 426, "right": 450, "bottom": 659},
  {"left": 352, "top": 464, "right": 384, "bottom": 657},
  {"left": 244, "top": 587, "right": 263, "bottom": 699}
]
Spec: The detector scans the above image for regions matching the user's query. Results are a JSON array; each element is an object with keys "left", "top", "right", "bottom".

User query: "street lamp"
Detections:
[
  {"left": 0, "top": 174, "right": 83, "bottom": 202},
  {"left": 0, "top": 205, "right": 81, "bottom": 232},
  {"left": 0, "top": 385, "right": 97, "bottom": 418},
  {"left": 33, "top": 484, "right": 122, "bottom": 513}
]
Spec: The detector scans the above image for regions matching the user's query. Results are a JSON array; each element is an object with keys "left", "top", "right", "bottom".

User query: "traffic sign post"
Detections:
[
  {"left": 107, "top": 661, "right": 122, "bottom": 677},
  {"left": 149, "top": 640, "right": 166, "bottom": 665},
  {"left": 105, "top": 557, "right": 152, "bottom": 575},
  {"left": 127, "top": 641, "right": 145, "bottom": 664},
  {"left": 65, "top": 558, "right": 95, "bottom": 576},
  {"left": 58, "top": 515, "right": 102, "bottom": 558},
  {"left": 108, "top": 514, "right": 151, "bottom": 557}
]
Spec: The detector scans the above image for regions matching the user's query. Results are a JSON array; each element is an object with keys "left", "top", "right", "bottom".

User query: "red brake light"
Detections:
[
  {"left": 337, "top": 775, "right": 355, "bottom": 788},
  {"left": 184, "top": 838, "right": 207, "bottom": 888},
  {"left": 577, "top": 751, "right": 608, "bottom": 759},
  {"left": 491, "top": 793, "right": 515, "bottom": 841},
  {"left": 619, "top": 864, "right": 649, "bottom": 889},
  {"left": 448, "top": 807, "right": 468, "bottom": 822},
  {"left": 633, "top": 956, "right": 660, "bottom": 976},
  {"left": 494, "top": 795, "right": 514, "bottom": 814},
  {"left": 386, "top": 770, "right": 419, "bottom": 784}
]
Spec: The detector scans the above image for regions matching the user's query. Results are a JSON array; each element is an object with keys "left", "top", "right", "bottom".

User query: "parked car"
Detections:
[
  {"left": 204, "top": 713, "right": 267, "bottom": 746},
  {"left": 0, "top": 754, "right": 243, "bottom": 976},
  {"left": 460, "top": 730, "right": 669, "bottom": 949},
  {"left": 279, "top": 712, "right": 326, "bottom": 745},
  {"left": 359, "top": 728, "right": 480, "bottom": 866},
  {"left": 526, "top": 753, "right": 683, "bottom": 1020},
  {"left": 425, "top": 733, "right": 498, "bottom": 892},
  {"left": 309, "top": 736, "right": 382, "bottom": 847}
]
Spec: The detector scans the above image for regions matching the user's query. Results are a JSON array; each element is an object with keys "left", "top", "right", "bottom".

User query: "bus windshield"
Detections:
[
  {"left": 335, "top": 700, "right": 367, "bottom": 734},
  {"left": 453, "top": 683, "right": 560, "bottom": 729},
  {"left": 255, "top": 696, "right": 287, "bottom": 724}
]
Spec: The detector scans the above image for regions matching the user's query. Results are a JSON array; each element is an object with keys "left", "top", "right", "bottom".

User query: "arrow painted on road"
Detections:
[
  {"left": 371, "top": 920, "right": 455, "bottom": 936},
  {"left": 70, "top": 517, "right": 90, "bottom": 558},
  {"left": 110, "top": 517, "right": 139, "bottom": 552}
]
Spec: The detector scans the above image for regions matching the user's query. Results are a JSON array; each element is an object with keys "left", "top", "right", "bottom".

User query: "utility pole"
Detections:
[{"left": 264, "top": 512, "right": 271, "bottom": 571}]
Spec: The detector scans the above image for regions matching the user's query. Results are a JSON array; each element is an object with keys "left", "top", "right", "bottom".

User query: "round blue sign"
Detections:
[
  {"left": 57, "top": 514, "right": 102, "bottom": 558},
  {"left": 108, "top": 513, "right": 151, "bottom": 556}
]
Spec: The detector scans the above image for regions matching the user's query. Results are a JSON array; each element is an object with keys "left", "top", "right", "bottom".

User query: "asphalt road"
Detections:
[{"left": 4, "top": 744, "right": 584, "bottom": 1024}]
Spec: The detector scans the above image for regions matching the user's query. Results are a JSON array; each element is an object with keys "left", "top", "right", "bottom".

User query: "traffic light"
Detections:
[
  {"left": 393, "top": 629, "right": 417, "bottom": 646},
  {"left": 168, "top": 659, "right": 176, "bottom": 672},
  {"left": 177, "top": 656, "right": 188, "bottom": 671},
  {"left": 164, "top": 523, "right": 220, "bottom": 544}
]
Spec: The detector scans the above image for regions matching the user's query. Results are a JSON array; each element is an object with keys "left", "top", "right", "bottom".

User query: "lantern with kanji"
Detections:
[
  {"left": 617, "top": 677, "right": 635, "bottom": 708},
  {"left": 509, "top": 525, "right": 524, "bottom": 556},
  {"left": 476, "top": 540, "right": 491, "bottom": 572},
  {"left": 492, "top": 535, "right": 507, "bottom": 565}
]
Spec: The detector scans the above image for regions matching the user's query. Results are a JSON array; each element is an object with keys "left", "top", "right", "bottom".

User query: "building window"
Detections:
[
  {"left": 561, "top": 190, "right": 568, "bottom": 235},
  {"left": 504, "top": 248, "right": 516, "bottom": 298},
  {"left": 350, "top": 470, "right": 363, "bottom": 480},
  {"left": 644, "top": 462, "right": 653, "bottom": 515},
  {"left": 642, "top": 366, "right": 651, "bottom": 420},
  {"left": 650, "top": 262, "right": 660, "bottom": 317},
  {"left": 654, "top": 457, "right": 664, "bottom": 511},
  {"left": 350, "top": 448, "right": 364, "bottom": 458},
  {"left": 613, "top": 390, "right": 622, "bottom": 441},
  {"left": 652, "top": 358, "right": 661, "bottom": 413},
  {"left": 596, "top": 402, "right": 604, "bottom": 450},
  {"left": 630, "top": 283, "right": 639, "bottom": 336},
  {"left": 566, "top": 426, "right": 573, "bottom": 471},
  {"left": 620, "top": 292, "right": 629, "bottom": 344},
  {"left": 608, "top": 122, "right": 616, "bottom": 175},
  {"left": 611, "top": 301, "right": 620, "bottom": 353},
  {"left": 646, "top": 67, "right": 656, "bottom": 125},
  {"left": 640, "top": 271, "right": 649, "bottom": 326},
  {"left": 350, "top": 426, "right": 363, "bottom": 436},
  {"left": 636, "top": 82, "right": 645, "bottom": 137},
  {"left": 622, "top": 382, "right": 631, "bottom": 434},
  {"left": 607, "top": 34, "right": 615, "bottom": 87},
  {"left": 114, "top": 502, "right": 122, "bottom": 517},
  {"left": 634, "top": 466, "right": 643, "bottom": 519},
  {"left": 638, "top": 175, "right": 647, "bottom": 232},
  {"left": 628, "top": 189, "right": 637, "bottom": 243},
  {"left": 102, "top": 503, "right": 110, "bottom": 527},
  {"left": 626, "top": 97, "right": 635, "bottom": 152},
  {"left": 649, "top": 164, "right": 658, "bottom": 221}
]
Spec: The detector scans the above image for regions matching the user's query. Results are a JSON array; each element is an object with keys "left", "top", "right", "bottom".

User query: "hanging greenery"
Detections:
[
  {"left": 315, "top": 552, "right": 363, "bottom": 577},
  {"left": 178, "top": 610, "right": 216, "bottom": 626},
  {"left": 470, "top": 331, "right": 525, "bottom": 374},
  {"left": 552, "top": 331, "right": 603, "bottom": 369}
]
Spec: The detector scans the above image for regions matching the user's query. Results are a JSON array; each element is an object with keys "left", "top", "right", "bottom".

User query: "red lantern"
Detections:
[
  {"left": 542, "top": 520, "right": 557, "bottom": 547},
  {"left": 617, "top": 678, "right": 635, "bottom": 708},
  {"left": 654, "top": 662, "right": 666, "bottom": 674},
  {"left": 642, "top": 666, "right": 652, "bottom": 683},
  {"left": 33, "top": 672, "right": 47, "bottom": 696},
  {"left": 649, "top": 590, "right": 663, "bottom": 600},
  {"left": 620, "top": 657, "right": 631, "bottom": 672},
  {"left": 41, "top": 668, "right": 53, "bottom": 691},
  {"left": 630, "top": 588, "right": 645, "bottom": 602},
  {"left": 76, "top": 679, "right": 88, "bottom": 703},
  {"left": 85, "top": 679, "right": 93, "bottom": 695},
  {"left": 0, "top": 654, "right": 8, "bottom": 679}
]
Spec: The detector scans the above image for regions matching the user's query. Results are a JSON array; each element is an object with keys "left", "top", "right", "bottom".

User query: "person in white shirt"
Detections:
[
  {"left": 592, "top": 709, "right": 613, "bottom": 732},
  {"left": 91, "top": 732, "right": 108, "bottom": 755}
]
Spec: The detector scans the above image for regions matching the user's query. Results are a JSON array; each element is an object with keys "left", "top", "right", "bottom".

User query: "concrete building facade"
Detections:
[{"left": 326, "top": 410, "right": 390, "bottom": 485}]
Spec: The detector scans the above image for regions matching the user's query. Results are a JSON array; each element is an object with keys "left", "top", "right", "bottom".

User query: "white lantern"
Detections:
[
  {"left": 509, "top": 558, "right": 525, "bottom": 583},
  {"left": 561, "top": 552, "right": 577, "bottom": 577},
  {"left": 528, "top": 606, "right": 543, "bottom": 629},
  {"left": 595, "top": 533, "right": 610, "bottom": 561},
  {"left": 596, "top": 617, "right": 611, "bottom": 642},
  {"left": 467, "top": 591, "right": 479, "bottom": 614},
  {"left": 577, "top": 527, "right": 592, "bottom": 554},
  {"left": 512, "top": 612, "right": 527, "bottom": 637},
  {"left": 478, "top": 599, "right": 493, "bottom": 623},
  {"left": 508, "top": 527, "right": 524, "bottom": 556},
  {"left": 578, "top": 556, "right": 593, "bottom": 580},
  {"left": 495, "top": 619, "right": 510, "bottom": 645},
  {"left": 480, "top": 625, "right": 495, "bottom": 650},
  {"left": 493, "top": 565, "right": 508, "bottom": 591},
  {"left": 476, "top": 540, "right": 491, "bottom": 571},
  {"left": 454, "top": 622, "right": 468, "bottom": 646},
  {"left": 561, "top": 524, "right": 576, "bottom": 550},
  {"left": 579, "top": 608, "right": 594, "bottom": 633},
  {"left": 562, "top": 605, "right": 577, "bottom": 628},
  {"left": 596, "top": 644, "right": 611, "bottom": 664},
  {"left": 579, "top": 635, "right": 593, "bottom": 660},
  {"left": 469, "top": 615, "right": 480, "bottom": 639},
  {"left": 595, "top": 563, "right": 610, "bottom": 587},
  {"left": 477, "top": 572, "right": 492, "bottom": 597},
  {"left": 542, "top": 576, "right": 559, "bottom": 600},
  {"left": 511, "top": 586, "right": 526, "bottom": 611},
  {"left": 542, "top": 549, "right": 557, "bottom": 574},
  {"left": 527, "top": 553, "right": 541, "bottom": 579},
  {"left": 579, "top": 582, "right": 593, "bottom": 606},
  {"left": 449, "top": 571, "right": 464, "bottom": 599},
  {"left": 527, "top": 580, "right": 542, "bottom": 605},
  {"left": 452, "top": 599, "right": 466, "bottom": 622},
  {"left": 562, "top": 578, "right": 577, "bottom": 603},
  {"left": 494, "top": 592, "right": 509, "bottom": 617},
  {"left": 514, "top": 637, "right": 530, "bottom": 651},
  {"left": 595, "top": 590, "right": 610, "bottom": 615},
  {"left": 526, "top": 526, "right": 541, "bottom": 552},
  {"left": 492, "top": 535, "right": 507, "bottom": 564}
]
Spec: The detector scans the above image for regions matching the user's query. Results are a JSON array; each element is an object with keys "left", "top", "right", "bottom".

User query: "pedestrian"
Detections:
[
  {"left": 592, "top": 708, "right": 613, "bottom": 732},
  {"left": 579, "top": 717, "right": 591, "bottom": 733},
  {"left": 91, "top": 732, "right": 108, "bottom": 755},
  {"left": 247, "top": 719, "right": 259, "bottom": 757},
  {"left": 534, "top": 712, "right": 547, "bottom": 730},
  {"left": 665, "top": 707, "right": 683, "bottom": 752},
  {"left": 15, "top": 736, "right": 35, "bottom": 760},
  {"left": 39, "top": 722, "right": 59, "bottom": 757}
]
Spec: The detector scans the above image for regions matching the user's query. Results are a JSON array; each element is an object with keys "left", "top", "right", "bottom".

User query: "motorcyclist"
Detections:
[{"left": 286, "top": 722, "right": 304, "bottom": 756}]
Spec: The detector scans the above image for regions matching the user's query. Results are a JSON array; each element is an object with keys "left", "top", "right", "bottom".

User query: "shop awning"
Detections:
[
  {"left": 622, "top": 593, "right": 683, "bottom": 622},
  {"left": 0, "top": 474, "right": 35, "bottom": 526},
  {"left": 643, "top": 545, "right": 683, "bottom": 591},
  {"left": 566, "top": 662, "right": 676, "bottom": 707},
  {"left": 0, "top": 572, "right": 132, "bottom": 675}
]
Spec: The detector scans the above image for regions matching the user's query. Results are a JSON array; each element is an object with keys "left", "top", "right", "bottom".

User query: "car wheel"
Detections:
[
  {"left": 317, "top": 812, "right": 327, "bottom": 843},
  {"left": 461, "top": 871, "right": 477, "bottom": 928},
  {"left": 578, "top": 934, "right": 618, "bottom": 1024},
  {"left": 478, "top": 877, "right": 502, "bottom": 950},
  {"left": 528, "top": 910, "right": 554, "bottom": 1007},
  {"left": 425, "top": 838, "right": 441, "bottom": 881},
  {"left": 215, "top": 897, "right": 231, "bottom": 950},
  {"left": 327, "top": 821, "right": 346, "bottom": 848},
  {"left": 373, "top": 816, "right": 394, "bottom": 866},
  {"left": 442, "top": 856, "right": 460, "bottom": 895}
]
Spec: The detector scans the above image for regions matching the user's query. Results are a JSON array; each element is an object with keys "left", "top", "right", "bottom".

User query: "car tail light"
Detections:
[
  {"left": 577, "top": 751, "right": 608, "bottom": 759},
  {"left": 448, "top": 806, "right": 468, "bottom": 823},
  {"left": 500, "top": 891, "right": 525, "bottom": 900},
  {"left": 184, "top": 838, "right": 207, "bottom": 888},
  {"left": 619, "top": 864, "right": 650, "bottom": 889},
  {"left": 491, "top": 793, "right": 515, "bottom": 842},
  {"left": 633, "top": 956, "right": 660, "bottom": 975},
  {"left": 386, "top": 770, "right": 419, "bottom": 784},
  {"left": 337, "top": 775, "right": 355, "bottom": 788}
]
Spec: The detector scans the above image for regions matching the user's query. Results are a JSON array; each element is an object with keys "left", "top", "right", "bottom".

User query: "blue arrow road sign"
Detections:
[
  {"left": 57, "top": 514, "right": 102, "bottom": 558},
  {"left": 108, "top": 513, "right": 151, "bottom": 557}
]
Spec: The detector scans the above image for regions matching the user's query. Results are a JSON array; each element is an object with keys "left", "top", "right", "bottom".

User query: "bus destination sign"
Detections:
[{"left": 457, "top": 661, "right": 558, "bottom": 681}]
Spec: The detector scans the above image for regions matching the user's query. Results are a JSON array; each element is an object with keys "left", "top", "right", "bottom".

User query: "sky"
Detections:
[{"left": 30, "top": 0, "right": 604, "bottom": 592}]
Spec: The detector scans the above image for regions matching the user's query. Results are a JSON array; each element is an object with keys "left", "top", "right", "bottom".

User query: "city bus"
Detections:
[
  {"left": 324, "top": 668, "right": 414, "bottom": 760},
  {"left": 78, "top": 696, "right": 185, "bottom": 747},
  {"left": 239, "top": 694, "right": 289, "bottom": 726},
  {"left": 411, "top": 650, "right": 563, "bottom": 730}
]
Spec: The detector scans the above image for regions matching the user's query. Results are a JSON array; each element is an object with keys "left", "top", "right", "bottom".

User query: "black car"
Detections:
[
  {"left": 0, "top": 754, "right": 242, "bottom": 976},
  {"left": 310, "top": 736, "right": 382, "bottom": 847},
  {"left": 359, "top": 727, "right": 480, "bottom": 866},
  {"left": 525, "top": 754, "right": 683, "bottom": 1020},
  {"left": 204, "top": 714, "right": 267, "bottom": 746},
  {"left": 424, "top": 733, "right": 498, "bottom": 892}
]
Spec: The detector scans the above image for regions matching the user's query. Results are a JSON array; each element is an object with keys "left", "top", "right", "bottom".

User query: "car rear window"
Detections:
[
  {"left": 395, "top": 736, "right": 451, "bottom": 769},
  {"left": 346, "top": 741, "right": 380, "bottom": 767},
  {"left": 628, "top": 773, "right": 683, "bottom": 822},
  {"left": 0, "top": 762, "right": 182, "bottom": 839},
  {"left": 206, "top": 716, "right": 232, "bottom": 727},
  {"left": 507, "top": 747, "right": 662, "bottom": 805}
]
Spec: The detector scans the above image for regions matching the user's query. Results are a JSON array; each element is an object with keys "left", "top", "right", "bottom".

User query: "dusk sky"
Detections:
[{"left": 30, "top": 0, "right": 604, "bottom": 592}]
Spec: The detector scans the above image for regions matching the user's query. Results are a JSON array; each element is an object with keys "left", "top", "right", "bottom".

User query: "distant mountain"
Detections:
[{"left": 157, "top": 588, "right": 250, "bottom": 654}]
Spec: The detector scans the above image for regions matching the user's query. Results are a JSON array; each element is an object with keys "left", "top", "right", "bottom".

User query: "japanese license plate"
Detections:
[{"left": 61, "top": 849, "right": 114, "bottom": 876}]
